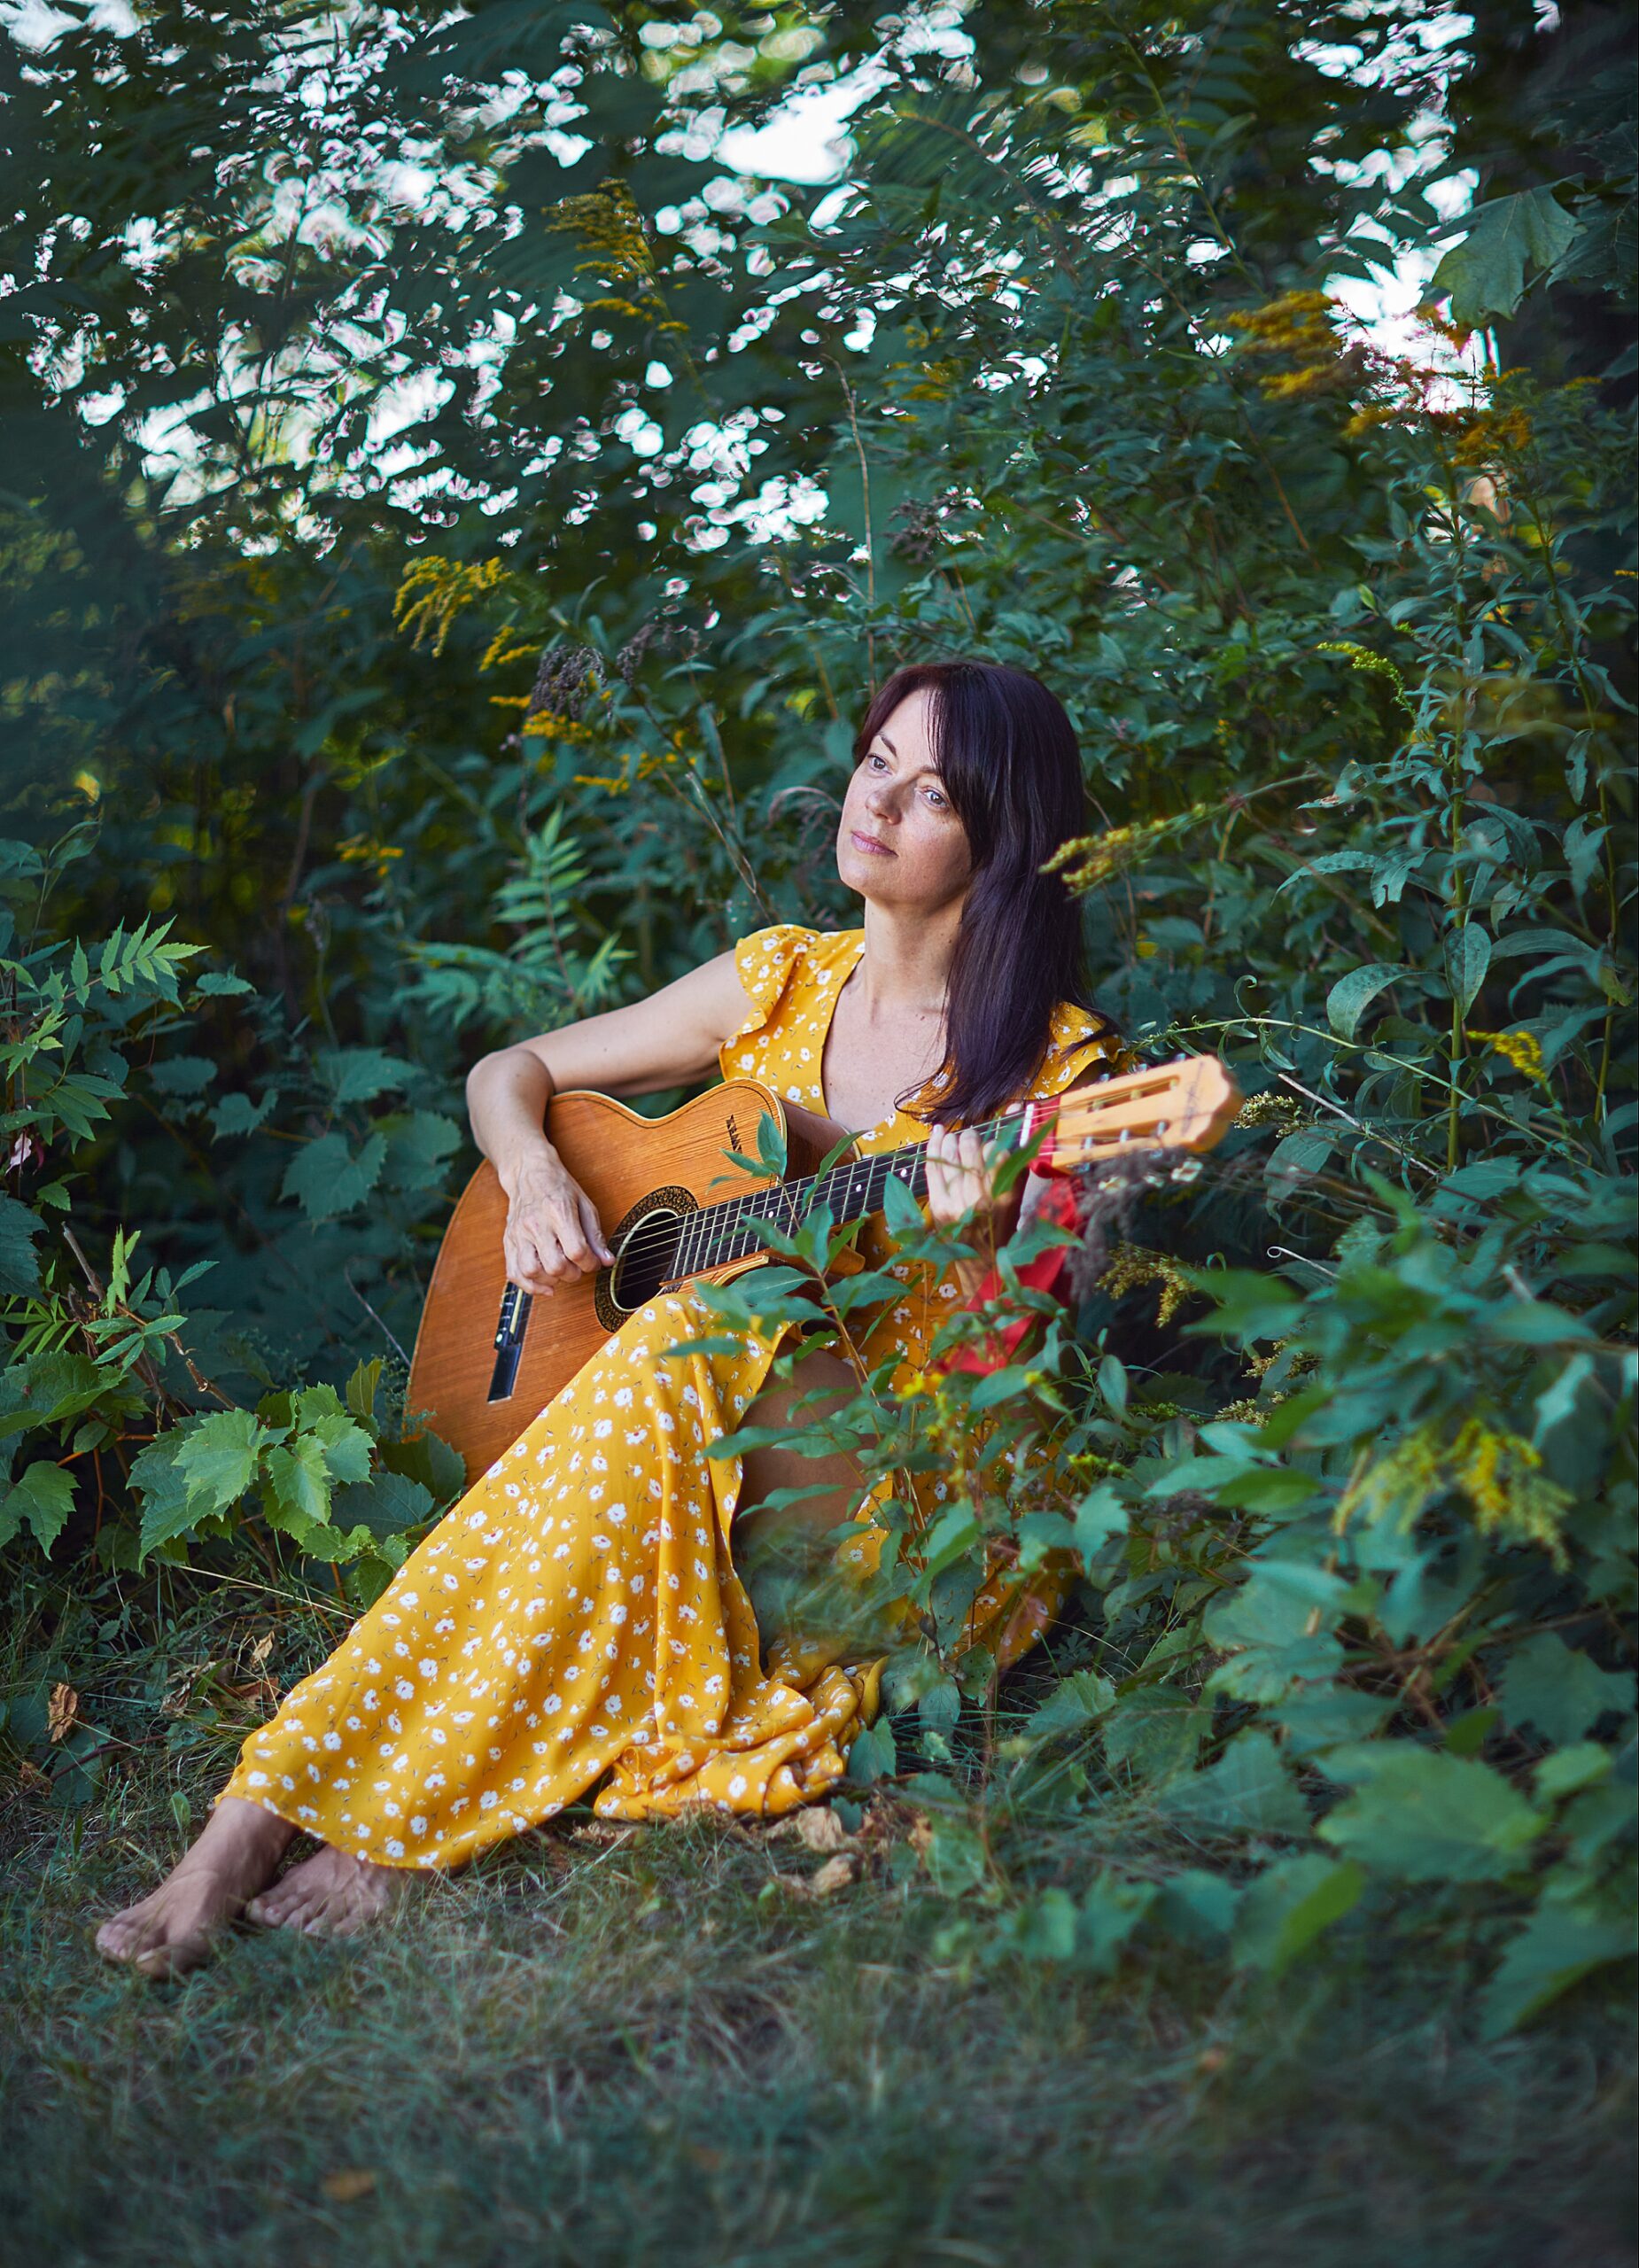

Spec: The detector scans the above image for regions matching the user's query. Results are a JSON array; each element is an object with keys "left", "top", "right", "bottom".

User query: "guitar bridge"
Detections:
[{"left": 487, "top": 1284, "right": 533, "bottom": 1402}]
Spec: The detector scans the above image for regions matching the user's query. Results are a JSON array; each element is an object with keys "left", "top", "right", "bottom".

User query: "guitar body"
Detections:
[
  {"left": 405, "top": 1052, "right": 1243, "bottom": 1487},
  {"left": 405, "top": 1082, "right": 794, "bottom": 1486}
]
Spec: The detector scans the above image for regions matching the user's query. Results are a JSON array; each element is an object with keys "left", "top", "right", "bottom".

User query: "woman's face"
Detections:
[{"left": 835, "top": 687, "right": 974, "bottom": 913}]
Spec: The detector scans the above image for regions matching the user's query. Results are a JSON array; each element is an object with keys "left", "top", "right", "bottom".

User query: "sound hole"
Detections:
[{"left": 609, "top": 1210, "right": 684, "bottom": 1315}]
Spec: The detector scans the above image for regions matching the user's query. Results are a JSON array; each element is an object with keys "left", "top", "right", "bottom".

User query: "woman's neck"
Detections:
[{"left": 855, "top": 894, "right": 964, "bottom": 1018}]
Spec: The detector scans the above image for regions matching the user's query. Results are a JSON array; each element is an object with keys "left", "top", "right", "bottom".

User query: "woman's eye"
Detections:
[
  {"left": 924, "top": 786, "right": 946, "bottom": 808},
  {"left": 867, "top": 752, "right": 888, "bottom": 770}
]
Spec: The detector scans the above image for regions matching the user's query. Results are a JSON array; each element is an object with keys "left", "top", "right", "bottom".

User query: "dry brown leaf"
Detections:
[
  {"left": 16, "top": 1759, "right": 49, "bottom": 1791},
  {"left": 792, "top": 1805, "right": 851, "bottom": 1853},
  {"left": 248, "top": 1633, "right": 275, "bottom": 1671},
  {"left": 46, "top": 1683, "right": 79, "bottom": 1743},
  {"left": 321, "top": 2169, "right": 377, "bottom": 2203},
  {"left": 809, "top": 1852, "right": 862, "bottom": 1897}
]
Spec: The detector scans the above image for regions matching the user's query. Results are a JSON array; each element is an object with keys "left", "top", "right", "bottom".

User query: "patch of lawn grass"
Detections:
[{"left": 1, "top": 1742, "right": 1634, "bottom": 2268}]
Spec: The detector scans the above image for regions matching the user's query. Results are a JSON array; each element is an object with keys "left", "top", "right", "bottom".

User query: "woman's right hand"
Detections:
[{"left": 501, "top": 1152, "right": 616, "bottom": 1296}]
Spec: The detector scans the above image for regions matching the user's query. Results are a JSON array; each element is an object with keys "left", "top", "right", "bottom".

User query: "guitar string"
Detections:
[
  {"left": 595, "top": 1081, "right": 1171, "bottom": 1284},
  {"left": 525, "top": 1070, "right": 1185, "bottom": 1294},
  {"left": 602, "top": 1109, "right": 1020, "bottom": 1286}
]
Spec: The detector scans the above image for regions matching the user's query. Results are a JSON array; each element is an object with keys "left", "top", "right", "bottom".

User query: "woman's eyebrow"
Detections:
[{"left": 876, "top": 731, "right": 897, "bottom": 755}]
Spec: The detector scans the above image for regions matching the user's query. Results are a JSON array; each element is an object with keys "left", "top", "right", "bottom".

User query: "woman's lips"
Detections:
[{"left": 850, "top": 829, "right": 894, "bottom": 857}]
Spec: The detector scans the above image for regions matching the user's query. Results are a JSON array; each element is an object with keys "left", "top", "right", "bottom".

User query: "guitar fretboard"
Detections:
[{"left": 672, "top": 1108, "right": 1018, "bottom": 1279}]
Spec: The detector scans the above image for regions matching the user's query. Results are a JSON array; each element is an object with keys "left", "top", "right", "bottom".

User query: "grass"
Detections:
[{"left": 2, "top": 1733, "right": 1635, "bottom": 2268}]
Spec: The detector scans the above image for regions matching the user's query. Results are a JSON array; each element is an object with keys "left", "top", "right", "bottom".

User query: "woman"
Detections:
[{"left": 96, "top": 660, "right": 1124, "bottom": 1977}]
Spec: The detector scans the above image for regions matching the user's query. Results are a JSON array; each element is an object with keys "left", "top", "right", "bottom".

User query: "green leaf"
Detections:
[
  {"left": 1498, "top": 1635, "right": 1635, "bottom": 1748},
  {"left": 1232, "top": 1854, "right": 1364, "bottom": 1977},
  {"left": 305, "top": 1408, "right": 375, "bottom": 1484},
  {"left": 846, "top": 1714, "right": 897, "bottom": 1787},
  {"left": 1157, "top": 1729, "right": 1309, "bottom": 1837},
  {"left": 193, "top": 972, "right": 253, "bottom": 996},
  {"left": 0, "top": 1461, "right": 74, "bottom": 1553},
  {"left": 1432, "top": 188, "right": 1581, "bottom": 328},
  {"left": 263, "top": 1434, "right": 332, "bottom": 1532},
  {"left": 130, "top": 1437, "right": 198, "bottom": 1557},
  {"left": 331, "top": 1470, "right": 435, "bottom": 1539},
  {"left": 1326, "top": 963, "right": 1404, "bottom": 1040},
  {"left": 315, "top": 1047, "right": 415, "bottom": 1103},
  {"left": 1445, "top": 922, "right": 1491, "bottom": 1014},
  {"left": 1075, "top": 1872, "right": 1157, "bottom": 1975},
  {"left": 175, "top": 1409, "right": 266, "bottom": 1514},
  {"left": 346, "top": 1357, "right": 384, "bottom": 1423},
  {"left": 1317, "top": 1748, "right": 1545, "bottom": 1882},
  {"left": 280, "top": 1130, "right": 389, "bottom": 1221},
  {"left": 0, "top": 1194, "right": 43, "bottom": 1297},
  {"left": 1480, "top": 1898, "right": 1637, "bottom": 2038},
  {"left": 1072, "top": 1482, "right": 1129, "bottom": 1561},
  {"left": 1106, "top": 1688, "right": 1210, "bottom": 1788},
  {"left": 1021, "top": 1668, "right": 1115, "bottom": 1742}
]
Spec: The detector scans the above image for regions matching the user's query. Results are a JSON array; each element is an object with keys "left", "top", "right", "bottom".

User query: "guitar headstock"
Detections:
[{"left": 1033, "top": 1055, "right": 1242, "bottom": 1173}]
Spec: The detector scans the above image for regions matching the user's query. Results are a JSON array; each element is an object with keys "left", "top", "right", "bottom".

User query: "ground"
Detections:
[{"left": 2, "top": 1741, "right": 1633, "bottom": 2268}]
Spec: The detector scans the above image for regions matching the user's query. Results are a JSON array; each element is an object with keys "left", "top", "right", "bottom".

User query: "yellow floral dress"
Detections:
[{"left": 216, "top": 926, "right": 1122, "bottom": 1868}]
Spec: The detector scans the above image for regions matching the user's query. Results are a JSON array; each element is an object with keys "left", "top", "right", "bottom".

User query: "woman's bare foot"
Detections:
[
  {"left": 95, "top": 1796, "right": 295, "bottom": 1979},
  {"left": 245, "top": 1842, "right": 408, "bottom": 1938}
]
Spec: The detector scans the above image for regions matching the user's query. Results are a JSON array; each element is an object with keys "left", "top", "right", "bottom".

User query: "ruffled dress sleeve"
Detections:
[{"left": 719, "top": 925, "right": 818, "bottom": 1082}]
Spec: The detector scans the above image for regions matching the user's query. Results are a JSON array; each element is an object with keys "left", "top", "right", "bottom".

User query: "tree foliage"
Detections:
[{"left": 0, "top": 0, "right": 1633, "bottom": 2030}]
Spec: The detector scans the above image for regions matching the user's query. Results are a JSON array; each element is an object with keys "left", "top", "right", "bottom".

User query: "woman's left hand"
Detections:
[{"left": 925, "top": 1124, "right": 1015, "bottom": 1252}]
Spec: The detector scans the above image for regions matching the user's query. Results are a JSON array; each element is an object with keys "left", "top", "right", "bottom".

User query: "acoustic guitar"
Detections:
[{"left": 405, "top": 1055, "right": 1241, "bottom": 1482}]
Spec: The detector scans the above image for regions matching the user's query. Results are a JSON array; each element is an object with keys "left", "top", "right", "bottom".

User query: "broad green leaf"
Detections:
[
  {"left": 1498, "top": 1635, "right": 1635, "bottom": 1748},
  {"left": 0, "top": 1194, "right": 43, "bottom": 1297},
  {"left": 1480, "top": 1899, "right": 1637, "bottom": 2038},
  {"left": 1432, "top": 187, "right": 1580, "bottom": 327},
  {"left": 130, "top": 1437, "right": 198, "bottom": 1557},
  {"left": 1326, "top": 963, "right": 1404, "bottom": 1040},
  {"left": 280, "top": 1130, "right": 388, "bottom": 1221},
  {"left": 1075, "top": 1872, "right": 1157, "bottom": 1974},
  {"left": 175, "top": 1409, "right": 266, "bottom": 1514},
  {"left": 264, "top": 1434, "right": 332, "bottom": 1532},
  {"left": 1072, "top": 1483, "right": 1128, "bottom": 1560},
  {"left": 315, "top": 1046, "right": 415, "bottom": 1103},
  {"left": 1232, "top": 1854, "right": 1364, "bottom": 1977},
  {"left": 845, "top": 1713, "right": 897, "bottom": 1787},
  {"left": 0, "top": 1460, "right": 75, "bottom": 1553},
  {"left": 331, "top": 1470, "right": 436, "bottom": 1538},
  {"left": 1317, "top": 1748, "right": 1545, "bottom": 1881},
  {"left": 1021, "top": 1669, "right": 1115, "bottom": 1742},
  {"left": 1157, "top": 1730, "right": 1309, "bottom": 1838}
]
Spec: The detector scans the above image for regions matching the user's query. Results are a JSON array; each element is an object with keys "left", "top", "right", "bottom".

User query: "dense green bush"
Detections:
[{"left": 1, "top": 0, "right": 1632, "bottom": 2032}]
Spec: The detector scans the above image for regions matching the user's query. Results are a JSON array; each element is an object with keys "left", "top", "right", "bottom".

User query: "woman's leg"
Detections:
[{"left": 94, "top": 1795, "right": 298, "bottom": 1977}]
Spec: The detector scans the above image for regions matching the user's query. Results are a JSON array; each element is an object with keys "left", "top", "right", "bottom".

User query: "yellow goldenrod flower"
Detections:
[{"left": 1467, "top": 1028, "right": 1548, "bottom": 1085}]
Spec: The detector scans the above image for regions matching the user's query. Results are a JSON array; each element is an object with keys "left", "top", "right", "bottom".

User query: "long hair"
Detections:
[{"left": 851, "top": 659, "right": 1107, "bottom": 1125}]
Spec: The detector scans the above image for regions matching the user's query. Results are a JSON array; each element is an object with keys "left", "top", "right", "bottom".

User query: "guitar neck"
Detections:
[{"left": 672, "top": 1111, "right": 1015, "bottom": 1278}]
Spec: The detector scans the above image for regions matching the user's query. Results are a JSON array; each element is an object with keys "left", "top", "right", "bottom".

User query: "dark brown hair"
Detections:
[{"left": 852, "top": 659, "right": 1107, "bottom": 1124}]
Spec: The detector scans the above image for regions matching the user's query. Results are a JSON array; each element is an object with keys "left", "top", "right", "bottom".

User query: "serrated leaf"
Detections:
[
  {"left": 0, "top": 1193, "right": 43, "bottom": 1296},
  {"left": 0, "top": 1461, "right": 74, "bottom": 1553},
  {"left": 193, "top": 972, "right": 253, "bottom": 996},
  {"left": 1432, "top": 187, "right": 1580, "bottom": 328},
  {"left": 1317, "top": 1747, "right": 1544, "bottom": 1881},
  {"left": 175, "top": 1409, "right": 266, "bottom": 1514},
  {"left": 315, "top": 1047, "right": 414, "bottom": 1104},
  {"left": 280, "top": 1130, "right": 388, "bottom": 1220},
  {"left": 1157, "top": 1729, "right": 1309, "bottom": 1837},
  {"left": 1480, "top": 1898, "right": 1637, "bottom": 2038},
  {"left": 1498, "top": 1635, "right": 1635, "bottom": 1748},
  {"left": 1232, "top": 1854, "right": 1364, "bottom": 1977},
  {"left": 331, "top": 1470, "right": 436, "bottom": 1538},
  {"left": 264, "top": 1434, "right": 332, "bottom": 1530}
]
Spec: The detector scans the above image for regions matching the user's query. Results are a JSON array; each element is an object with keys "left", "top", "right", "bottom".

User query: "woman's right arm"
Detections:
[{"left": 464, "top": 950, "right": 756, "bottom": 1297}]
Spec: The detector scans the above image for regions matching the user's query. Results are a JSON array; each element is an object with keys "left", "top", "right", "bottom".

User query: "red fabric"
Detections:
[{"left": 941, "top": 1177, "right": 1083, "bottom": 1376}]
